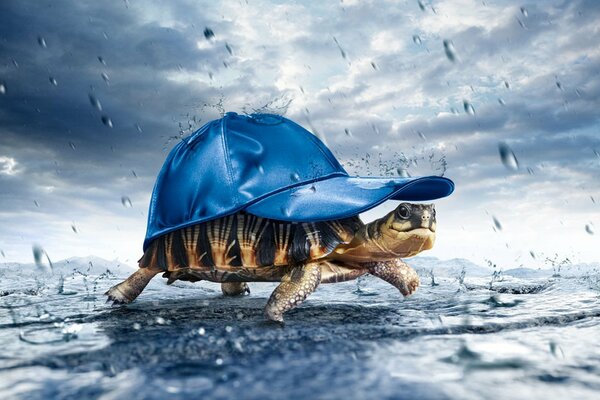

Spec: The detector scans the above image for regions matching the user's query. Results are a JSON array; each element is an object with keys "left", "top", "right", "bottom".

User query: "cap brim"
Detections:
[{"left": 245, "top": 175, "right": 454, "bottom": 222}]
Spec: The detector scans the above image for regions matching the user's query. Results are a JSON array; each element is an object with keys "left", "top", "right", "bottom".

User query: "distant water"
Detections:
[{"left": 1, "top": 257, "right": 600, "bottom": 399}]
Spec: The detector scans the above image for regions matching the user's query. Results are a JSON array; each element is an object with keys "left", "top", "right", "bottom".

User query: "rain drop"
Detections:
[
  {"left": 0, "top": 250, "right": 4, "bottom": 258},
  {"left": 344, "top": 128, "right": 352, "bottom": 136},
  {"left": 397, "top": 168, "right": 411, "bottom": 178},
  {"left": 290, "top": 172, "right": 300, "bottom": 182},
  {"left": 585, "top": 224, "right": 594, "bottom": 235},
  {"left": 594, "top": 149, "right": 600, "bottom": 159},
  {"left": 101, "top": 72, "right": 110, "bottom": 84},
  {"left": 0, "top": 82, "right": 6, "bottom": 95},
  {"left": 527, "top": 167, "right": 534, "bottom": 175},
  {"left": 504, "top": 80, "right": 510, "bottom": 89},
  {"left": 520, "top": 6, "right": 528, "bottom": 17},
  {"left": 529, "top": 251, "right": 536, "bottom": 259},
  {"left": 89, "top": 93, "right": 102, "bottom": 111},
  {"left": 412, "top": 35, "right": 422, "bottom": 45},
  {"left": 443, "top": 40, "right": 457, "bottom": 62},
  {"left": 49, "top": 76, "right": 57, "bottom": 86},
  {"left": 69, "top": 141, "right": 76, "bottom": 150},
  {"left": 492, "top": 216, "right": 502, "bottom": 231},
  {"left": 97, "top": 56, "right": 106, "bottom": 65},
  {"left": 463, "top": 100, "right": 475, "bottom": 115},
  {"left": 133, "top": 322, "right": 141, "bottom": 330},
  {"left": 71, "top": 224, "right": 78, "bottom": 233},
  {"left": 34, "top": 200, "right": 40, "bottom": 207},
  {"left": 204, "top": 27, "right": 215, "bottom": 40},
  {"left": 135, "top": 123, "right": 143, "bottom": 133},
  {"left": 257, "top": 164, "right": 265, "bottom": 174},
  {"left": 198, "top": 327, "right": 206, "bottom": 335},
  {"left": 37, "top": 36, "right": 47, "bottom": 48},
  {"left": 121, "top": 196, "right": 132, "bottom": 208},
  {"left": 101, "top": 115, "right": 113, "bottom": 128},
  {"left": 225, "top": 43, "right": 233, "bottom": 55},
  {"left": 498, "top": 142, "right": 519, "bottom": 171},
  {"left": 417, "top": 0, "right": 426, "bottom": 11},
  {"left": 309, "top": 184, "right": 316, "bottom": 193},
  {"left": 131, "top": 170, "right": 137, "bottom": 178},
  {"left": 417, "top": 131, "right": 426, "bottom": 140},
  {"left": 555, "top": 80, "right": 563, "bottom": 91},
  {"left": 32, "top": 244, "right": 53, "bottom": 271},
  {"left": 498, "top": 98, "right": 505, "bottom": 105}
]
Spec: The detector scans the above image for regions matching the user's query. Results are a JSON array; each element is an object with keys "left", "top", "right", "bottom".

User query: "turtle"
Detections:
[{"left": 105, "top": 201, "right": 436, "bottom": 322}]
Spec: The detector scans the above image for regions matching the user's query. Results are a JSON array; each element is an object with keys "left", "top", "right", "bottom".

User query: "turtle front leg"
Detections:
[
  {"left": 367, "top": 259, "right": 420, "bottom": 296},
  {"left": 264, "top": 262, "right": 321, "bottom": 323},
  {"left": 221, "top": 282, "right": 250, "bottom": 296},
  {"left": 105, "top": 267, "right": 161, "bottom": 305}
]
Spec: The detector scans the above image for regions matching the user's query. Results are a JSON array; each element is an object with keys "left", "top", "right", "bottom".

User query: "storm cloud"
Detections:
[{"left": 0, "top": 0, "right": 598, "bottom": 267}]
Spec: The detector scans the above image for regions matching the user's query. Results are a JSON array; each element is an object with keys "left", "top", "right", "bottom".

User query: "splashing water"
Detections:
[{"left": 498, "top": 142, "right": 519, "bottom": 171}]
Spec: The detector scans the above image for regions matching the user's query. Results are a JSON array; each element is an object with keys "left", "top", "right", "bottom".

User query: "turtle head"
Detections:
[{"left": 376, "top": 202, "right": 436, "bottom": 258}]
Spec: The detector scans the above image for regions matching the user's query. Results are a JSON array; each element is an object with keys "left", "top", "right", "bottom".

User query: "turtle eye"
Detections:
[{"left": 396, "top": 205, "right": 411, "bottom": 219}]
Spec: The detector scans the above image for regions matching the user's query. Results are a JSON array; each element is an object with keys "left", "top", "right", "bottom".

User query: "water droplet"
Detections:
[
  {"left": 133, "top": 322, "right": 141, "bottom": 330},
  {"left": 89, "top": 94, "right": 102, "bottom": 111},
  {"left": 412, "top": 35, "right": 422, "bottom": 45},
  {"left": 529, "top": 250, "right": 536, "bottom": 259},
  {"left": 225, "top": 325, "right": 233, "bottom": 333},
  {"left": 131, "top": 170, "right": 137, "bottom": 178},
  {"left": 344, "top": 128, "right": 352, "bottom": 136},
  {"left": 370, "top": 61, "right": 378, "bottom": 70},
  {"left": 155, "top": 317, "right": 165, "bottom": 324},
  {"left": 0, "top": 82, "right": 6, "bottom": 95},
  {"left": 397, "top": 168, "right": 411, "bottom": 178},
  {"left": 225, "top": 43, "right": 233, "bottom": 55},
  {"left": 417, "top": 0, "right": 426, "bottom": 11},
  {"left": 101, "top": 115, "right": 113, "bottom": 128},
  {"left": 215, "top": 358, "right": 223, "bottom": 366},
  {"left": 135, "top": 123, "right": 143, "bottom": 133},
  {"left": 585, "top": 224, "right": 594, "bottom": 235},
  {"left": 555, "top": 80, "right": 562, "bottom": 91},
  {"left": 71, "top": 224, "right": 78, "bottom": 233},
  {"left": 309, "top": 184, "right": 316, "bottom": 193},
  {"left": 198, "top": 327, "right": 206, "bottom": 335},
  {"left": 492, "top": 216, "right": 502, "bottom": 231},
  {"left": 463, "top": 100, "right": 475, "bottom": 115},
  {"left": 520, "top": 6, "right": 528, "bottom": 18},
  {"left": 11, "top": 58, "right": 18, "bottom": 68},
  {"left": 498, "top": 142, "right": 519, "bottom": 171},
  {"left": 49, "top": 76, "right": 57, "bottom": 86},
  {"left": 121, "top": 196, "right": 132, "bottom": 208},
  {"left": 97, "top": 56, "right": 106, "bottom": 65},
  {"left": 0, "top": 250, "right": 4, "bottom": 258},
  {"left": 204, "top": 27, "right": 215, "bottom": 40},
  {"left": 417, "top": 131, "right": 426, "bottom": 140},
  {"left": 504, "top": 80, "right": 510, "bottom": 89},
  {"left": 280, "top": 205, "right": 291, "bottom": 217},
  {"left": 69, "top": 141, "right": 76, "bottom": 150},
  {"left": 333, "top": 37, "right": 347, "bottom": 60},
  {"left": 527, "top": 167, "right": 534, "bottom": 175},
  {"left": 37, "top": 36, "right": 47, "bottom": 48},
  {"left": 34, "top": 200, "right": 40, "bottom": 207},
  {"left": 101, "top": 72, "right": 110, "bottom": 84},
  {"left": 443, "top": 40, "right": 457, "bottom": 62},
  {"left": 257, "top": 164, "right": 265, "bottom": 174},
  {"left": 594, "top": 149, "right": 600, "bottom": 159},
  {"left": 290, "top": 172, "right": 300, "bottom": 182},
  {"left": 32, "top": 244, "right": 53, "bottom": 271},
  {"left": 498, "top": 98, "right": 505, "bottom": 105}
]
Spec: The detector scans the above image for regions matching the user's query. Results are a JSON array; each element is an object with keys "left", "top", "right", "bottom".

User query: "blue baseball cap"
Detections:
[{"left": 143, "top": 112, "right": 454, "bottom": 250}]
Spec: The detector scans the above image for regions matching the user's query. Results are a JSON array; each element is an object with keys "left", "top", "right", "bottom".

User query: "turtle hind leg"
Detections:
[
  {"left": 367, "top": 259, "right": 420, "bottom": 296},
  {"left": 221, "top": 282, "right": 250, "bottom": 296},
  {"left": 105, "top": 267, "right": 160, "bottom": 305},
  {"left": 264, "top": 262, "right": 321, "bottom": 323}
]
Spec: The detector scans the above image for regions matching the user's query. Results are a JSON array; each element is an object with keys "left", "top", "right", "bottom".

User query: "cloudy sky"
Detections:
[{"left": 0, "top": 0, "right": 598, "bottom": 269}]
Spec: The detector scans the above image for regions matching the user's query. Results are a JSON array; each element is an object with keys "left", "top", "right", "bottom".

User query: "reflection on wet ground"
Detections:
[{"left": 1, "top": 260, "right": 599, "bottom": 399}]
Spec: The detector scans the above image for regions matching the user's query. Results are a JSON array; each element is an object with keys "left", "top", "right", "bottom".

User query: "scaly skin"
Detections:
[
  {"left": 105, "top": 267, "right": 161, "bottom": 304},
  {"left": 366, "top": 258, "right": 420, "bottom": 296},
  {"left": 264, "top": 262, "right": 321, "bottom": 323}
]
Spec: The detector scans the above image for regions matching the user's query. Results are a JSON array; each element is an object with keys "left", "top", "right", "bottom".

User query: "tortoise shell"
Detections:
[{"left": 139, "top": 211, "right": 363, "bottom": 282}]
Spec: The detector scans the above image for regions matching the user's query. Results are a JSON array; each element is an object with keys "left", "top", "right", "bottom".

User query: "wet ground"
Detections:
[{"left": 1, "top": 257, "right": 600, "bottom": 399}]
